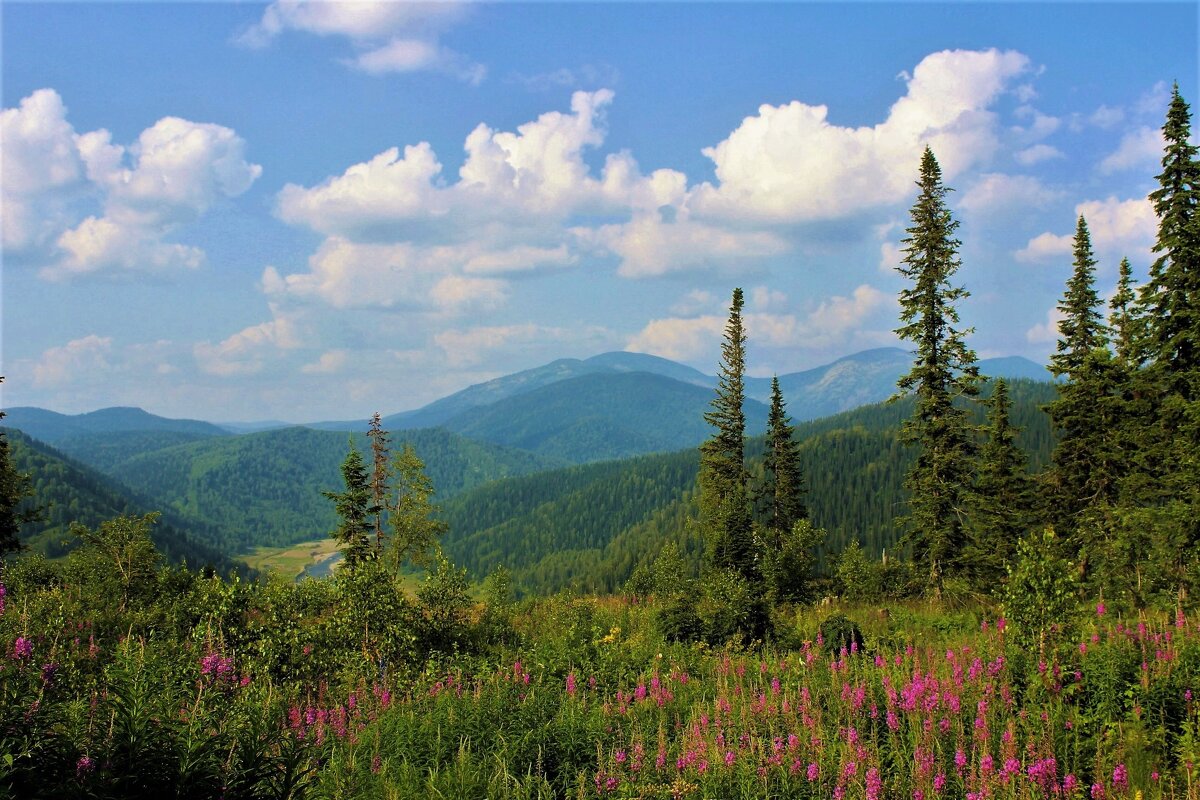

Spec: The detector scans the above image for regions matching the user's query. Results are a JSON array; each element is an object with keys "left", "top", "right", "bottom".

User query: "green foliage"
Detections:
[
  {"left": 0, "top": 387, "right": 39, "bottom": 558},
  {"left": 893, "top": 147, "right": 981, "bottom": 595},
  {"left": 1003, "top": 528, "right": 1079, "bottom": 660},
  {"left": 416, "top": 552, "right": 473, "bottom": 655},
  {"left": 387, "top": 443, "right": 448, "bottom": 570},
  {"left": 817, "top": 612, "right": 864, "bottom": 654},
  {"left": 761, "top": 518, "right": 825, "bottom": 604}
]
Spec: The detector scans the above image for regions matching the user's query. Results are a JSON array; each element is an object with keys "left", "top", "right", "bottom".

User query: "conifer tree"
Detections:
[
  {"left": 967, "top": 379, "right": 1033, "bottom": 590},
  {"left": 1045, "top": 216, "right": 1113, "bottom": 508},
  {"left": 893, "top": 147, "right": 980, "bottom": 596},
  {"left": 699, "top": 288, "right": 757, "bottom": 583},
  {"left": 1133, "top": 85, "right": 1200, "bottom": 602},
  {"left": 367, "top": 412, "right": 391, "bottom": 554},
  {"left": 323, "top": 441, "right": 374, "bottom": 567},
  {"left": 763, "top": 376, "right": 807, "bottom": 537},
  {"left": 1109, "top": 258, "right": 1145, "bottom": 372},
  {"left": 1049, "top": 217, "right": 1107, "bottom": 380},
  {"left": 1142, "top": 84, "right": 1200, "bottom": 396}
]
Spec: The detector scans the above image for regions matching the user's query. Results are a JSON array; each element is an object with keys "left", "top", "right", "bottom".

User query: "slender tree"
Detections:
[
  {"left": 367, "top": 412, "right": 391, "bottom": 554},
  {"left": 388, "top": 443, "right": 448, "bottom": 570},
  {"left": 323, "top": 441, "right": 374, "bottom": 567},
  {"left": 1049, "top": 217, "right": 1107, "bottom": 380},
  {"left": 762, "top": 376, "right": 807, "bottom": 537},
  {"left": 699, "top": 288, "right": 757, "bottom": 583},
  {"left": 967, "top": 379, "right": 1033, "bottom": 590},
  {"left": 1109, "top": 258, "right": 1145, "bottom": 372},
  {"left": 1045, "top": 216, "right": 1117, "bottom": 519},
  {"left": 893, "top": 146, "right": 980, "bottom": 596}
]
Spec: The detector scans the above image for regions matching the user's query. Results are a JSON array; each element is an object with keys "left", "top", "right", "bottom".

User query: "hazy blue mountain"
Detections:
[
  {"left": 440, "top": 371, "right": 770, "bottom": 463},
  {"left": 3, "top": 406, "right": 227, "bottom": 445},
  {"left": 307, "top": 347, "right": 1049, "bottom": 433},
  {"left": 978, "top": 355, "right": 1054, "bottom": 382},
  {"left": 217, "top": 420, "right": 296, "bottom": 434}
]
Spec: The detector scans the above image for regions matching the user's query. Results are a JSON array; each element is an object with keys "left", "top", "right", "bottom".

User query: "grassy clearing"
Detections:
[{"left": 241, "top": 537, "right": 342, "bottom": 580}]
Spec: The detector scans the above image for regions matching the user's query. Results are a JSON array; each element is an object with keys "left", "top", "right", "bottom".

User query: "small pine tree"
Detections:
[
  {"left": 323, "top": 442, "right": 374, "bottom": 567},
  {"left": 893, "top": 147, "right": 980, "bottom": 596},
  {"left": 367, "top": 412, "right": 391, "bottom": 554},
  {"left": 762, "top": 376, "right": 807, "bottom": 538},
  {"left": 1049, "top": 217, "right": 1107, "bottom": 381},
  {"left": 967, "top": 379, "right": 1033, "bottom": 590}
]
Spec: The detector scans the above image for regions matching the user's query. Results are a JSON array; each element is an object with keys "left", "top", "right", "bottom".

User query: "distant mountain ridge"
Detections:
[
  {"left": 3, "top": 406, "right": 227, "bottom": 445},
  {"left": 309, "top": 347, "right": 1049, "bottom": 432}
]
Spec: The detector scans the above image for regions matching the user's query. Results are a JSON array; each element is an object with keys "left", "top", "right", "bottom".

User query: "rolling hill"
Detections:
[
  {"left": 1, "top": 406, "right": 228, "bottom": 445},
  {"left": 103, "top": 426, "right": 565, "bottom": 552},
  {"left": 5, "top": 428, "right": 247, "bottom": 575}
]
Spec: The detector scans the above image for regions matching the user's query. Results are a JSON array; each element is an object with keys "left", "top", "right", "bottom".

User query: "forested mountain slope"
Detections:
[
  {"left": 440, "top": 379, "right": 1057, "bottom": 594},
  {"left": 440, "top": 371, "right": 770, "bottom": 463},
  {"left": 5, "top": 429, "right": 247, "bottom": 574},
  {"left": 106, "top": 426, "right": 564, "bottom": 552}
]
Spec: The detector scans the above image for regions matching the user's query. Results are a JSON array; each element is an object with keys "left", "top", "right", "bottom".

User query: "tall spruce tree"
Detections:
[
  {"left": 699, "top": 288, "right": 758, "bottom": 583},
  {"left": 1045, "top": 218, "right": 1119, "bottom": 535},
  {"left": 1050, "top": 217, "right": 1107, "bottom": 380},
  {"left": 1134, "top": 85, "right": 1200, "bottom": 603},
  {"left": 967, "top": 379, "right": 1033, "bottom": 590},
  {"left": 893, "top": 147, "right": 980, "bottom": 596},
  {"left": 323, "top": 441, "right": 374, "bottom": 567},
  {"left": 1142, "top": 84, "right": 1200, "bottom": 397},
  {"left": 367, "top": 412, "right": 391, "bottom": 554},
  {"left": 763, "top": 376, "right": 808, "bottom": 537}
]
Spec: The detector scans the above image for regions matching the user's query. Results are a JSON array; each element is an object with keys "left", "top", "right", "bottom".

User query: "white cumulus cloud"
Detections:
[
  {"left": 689, "top": 48, "right": 1031, "bottom": 222},
  {"left": 1016, "top": 196, "right": 1157, "bottom": 263},
  {"left": 1098, "top": 126, "right": 1164, "bottom": 174},
  {"left": 237, "top": 0, "right": 484, "bottom": 83},
  {"left": 2, "top": 89, "right": 260, "bottom": 280}
]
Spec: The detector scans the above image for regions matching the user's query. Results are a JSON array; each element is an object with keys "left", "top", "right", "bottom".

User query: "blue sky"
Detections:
[{"left": 2, "top": 2, "right": 1196, "bottom": 422}]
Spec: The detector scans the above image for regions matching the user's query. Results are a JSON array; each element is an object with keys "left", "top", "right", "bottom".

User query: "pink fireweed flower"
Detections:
[
  {"left": 12, "top": 636, "right": 32, "bottom": 660},
  {"left": 566, "top": 672, "right": 577, "bottom": 697},
  {"left": 1112, "top": 764, "right": 1128, "bottom": 791},
  {"left": 807, "top": 762, "right": 819, "bottom": 782},
  {"left": 934, "top": 772, "right": 946, "bottom": 792},
  {"left": 76, "top": 755, "right": 94, "bottom": 776},
  {"left": 1096, "top": 602, "right": 1106, "bottom": 616},
  {"left": 1064, "top": 774, "right": 1078, "bottom": 792},
  {"left": 0, "top": 584, "right": 5, "bottom": 614},
  {"left": 866, "top": 768, "right": 882, "bottom": 800},
  {"left": 615, "top": 749, "right": 627, "bottom": 764},
  {"left": 996, "top": 617, "right": 1006, "bottom": 631},
  {"left": 724, "top": 750, "right": 735, "bottom": 767},
  {"left": 1091, "top": 782, "right": 1104, "bottom": 799}
]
